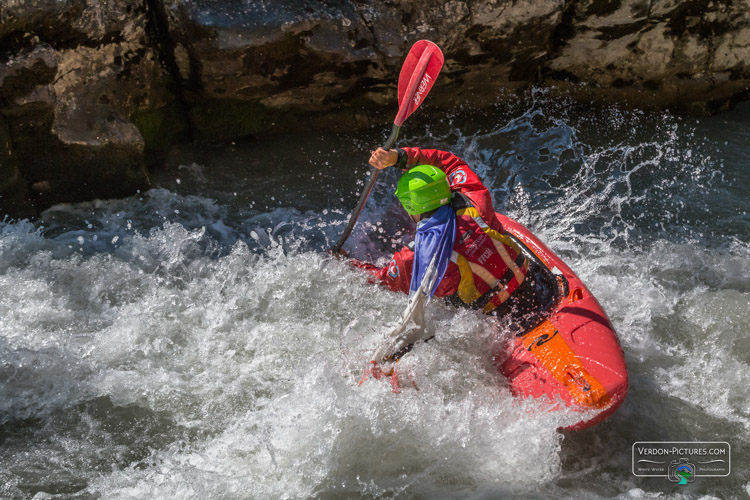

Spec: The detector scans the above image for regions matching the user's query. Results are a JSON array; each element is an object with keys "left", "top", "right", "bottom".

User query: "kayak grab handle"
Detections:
[
  {"left": 569, "top": 288, "right": 584, "bottom": 303},
  {"left": 565, "top": 366, "right": 591, "bottom": 392}
]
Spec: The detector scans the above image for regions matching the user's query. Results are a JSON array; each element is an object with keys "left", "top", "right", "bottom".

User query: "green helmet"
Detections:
[{"left": 395, "top": 165, "right": 452, "bottom": 215}]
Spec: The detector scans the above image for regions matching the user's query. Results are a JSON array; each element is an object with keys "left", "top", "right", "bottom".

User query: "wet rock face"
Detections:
[
  {"left": 1, "top": 0, "right": 750, "bottom": 217},
  {"left": 1, "top": 0, "right": 161, "bottom": 218},
  {"left": 164, "top": 0, "right": 750, "bottom": 122},
  {"left": 161, "top": 0, "right": 566, "bottom": 137},
  {"left": 545, "top": 0, "right": 750, "bottom": 112}
]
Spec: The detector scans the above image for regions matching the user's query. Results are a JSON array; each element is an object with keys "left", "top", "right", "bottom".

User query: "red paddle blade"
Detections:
[
  {"left": 394, "top": 40, "right": 444, "bottom": 126},
  {"left": 358, "top": 361, "right": 400, "bottom": 392}
]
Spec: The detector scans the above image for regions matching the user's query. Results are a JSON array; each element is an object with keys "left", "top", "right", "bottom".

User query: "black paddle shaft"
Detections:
[{"left": 330, "top": 123, "right": 401, "bottom": 253}]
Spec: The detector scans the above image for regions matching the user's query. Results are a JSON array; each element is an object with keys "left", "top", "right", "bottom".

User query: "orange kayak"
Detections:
[{"left": 495, "top": 213, "right": 628, "bottom": 430}]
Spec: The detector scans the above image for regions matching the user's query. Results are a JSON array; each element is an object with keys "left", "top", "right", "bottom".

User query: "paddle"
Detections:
[{"left": 330, "top": 40, "right": 444, "bottom": 254}]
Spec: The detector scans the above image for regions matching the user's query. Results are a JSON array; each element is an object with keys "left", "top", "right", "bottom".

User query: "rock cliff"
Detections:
[{"left": 2, "top": 0, "right": 749, "bottom": 217}]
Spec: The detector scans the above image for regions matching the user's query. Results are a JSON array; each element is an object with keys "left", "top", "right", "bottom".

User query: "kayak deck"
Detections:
[{"left": 494, "top": 213, "right": 628, "bottom": 430}]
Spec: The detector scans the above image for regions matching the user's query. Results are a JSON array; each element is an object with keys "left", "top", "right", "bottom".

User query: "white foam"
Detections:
[{"left": 3, "top": 97, "right": 749, "bottom": 498}]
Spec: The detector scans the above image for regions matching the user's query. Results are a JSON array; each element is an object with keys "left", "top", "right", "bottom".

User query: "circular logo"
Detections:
[
  {"left": 387, "top": 258, "right": 399, "bottom": 278},
  {"left": 449, "top": 169, "right": 467, "bottom": 185},
  {"left": 669, "top": 460, "right": 695, "bottom": 485}
]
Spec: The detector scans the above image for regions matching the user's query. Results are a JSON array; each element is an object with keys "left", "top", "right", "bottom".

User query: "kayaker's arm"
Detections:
[
  {"left": 348, "top": 246, "right": 459, "bottom": 297},
  {"left": 349, "top": 248, "right": 414, "bottom": 294}
]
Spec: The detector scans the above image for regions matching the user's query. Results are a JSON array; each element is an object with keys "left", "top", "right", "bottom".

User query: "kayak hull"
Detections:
[{"left": 494, "top": 213, "right": 628, "bottom": 430}]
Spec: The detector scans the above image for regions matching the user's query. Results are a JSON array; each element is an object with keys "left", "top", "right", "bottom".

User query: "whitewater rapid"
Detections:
[{"left": 1, "top": 94, "right": 749, "bottom": 498}]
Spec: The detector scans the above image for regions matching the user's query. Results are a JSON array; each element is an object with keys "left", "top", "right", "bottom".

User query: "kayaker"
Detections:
[{"left": 349, "top": 147, "right": 556, "bottom": 334}]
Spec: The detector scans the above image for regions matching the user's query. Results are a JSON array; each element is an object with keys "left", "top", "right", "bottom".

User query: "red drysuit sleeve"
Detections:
[
  {"left": 349, "top": 247, "right": 460, "bottom": 297},
  {"left": 349, "top": 247, "right": 414, "bottom": 294},
  {"left": 400, "top": 147, "right": 501, "bottom": 232}
]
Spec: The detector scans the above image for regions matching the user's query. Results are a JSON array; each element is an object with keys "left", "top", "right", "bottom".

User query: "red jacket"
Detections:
[{"left": 353, "top": 147, "right": 507, "bottom": 297}]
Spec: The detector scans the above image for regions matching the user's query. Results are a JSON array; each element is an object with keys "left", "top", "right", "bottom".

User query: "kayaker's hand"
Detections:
[{"left": 369, "top": 148, "right": 398, "bottom": 170}]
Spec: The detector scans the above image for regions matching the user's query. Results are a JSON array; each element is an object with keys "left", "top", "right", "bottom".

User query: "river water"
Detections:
[{"left": 1, "top": 91, "right": 749, "bottom": 499}]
